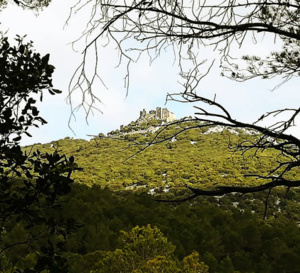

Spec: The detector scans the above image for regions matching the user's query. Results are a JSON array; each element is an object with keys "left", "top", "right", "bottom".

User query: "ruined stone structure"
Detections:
[
  {"left": 155, "top": 107, "right": 162, "bottom": 119},
  {"left": 156, "top": 107, "right": 176, "bottom": 122},
  {"left": 139, "top": 109, "right": 147, "bottom": 119},
  {"left": 139, "top": 107, "right": 176, "bottom": 122}
]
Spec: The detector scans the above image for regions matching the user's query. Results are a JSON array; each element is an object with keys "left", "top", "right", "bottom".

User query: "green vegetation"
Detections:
[
  {"left": 25, "top": 122, "right": 297, "bottom": 194},
  {"left": 86, "top": 225, "right": 208, "bottom": 273},
  {"left": 0, "top": 35, "right": 79, "bottom": 272},
  {"left": 12, "top": 183, "right": 300, "bottom": 273},
  {"left": 2, "top": 106, "right": 300, "bottom": 272},
  {"left": 18, "top": 122, "right": 300, "bottom": 272}
]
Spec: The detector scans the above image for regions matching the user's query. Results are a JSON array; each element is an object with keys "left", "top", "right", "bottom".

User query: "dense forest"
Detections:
[
  {"left": 15, "top": 120, "right": 300, "bottom": 272},
  {"left": 25, "top": 120, "right": 293, "bottom": 192}
]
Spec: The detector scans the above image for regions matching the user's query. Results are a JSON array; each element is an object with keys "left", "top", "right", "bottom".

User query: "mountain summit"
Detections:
[{"left": 107, "top": 107, "right": 176, "bottom": 136}]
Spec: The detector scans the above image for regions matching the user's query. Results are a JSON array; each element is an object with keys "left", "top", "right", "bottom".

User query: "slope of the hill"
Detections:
[
  {"left": 17, "top": 121, "right": 300, "bottom": 273},
  {"left": 24, "top": 120, "right": 293, "bottom": 194}
]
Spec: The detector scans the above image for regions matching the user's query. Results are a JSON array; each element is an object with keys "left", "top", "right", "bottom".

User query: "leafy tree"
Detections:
[
  {"left": 89, "top": 225, "right": 176, "bottom": 272},
  {"left": 118, "top": 224, "right": 176, "bottom": 259},
  {"left": 84, "top": 225, "right": 209, "bottom": 273},
  {"left": 181, "top": 252, "right": 209, "bottom": 273},
  {"left": 0, "top": 35, "right": 79, "bottom": 272},
  {"left": 68, "top": 0, "right": 300, "bottom": 199}
]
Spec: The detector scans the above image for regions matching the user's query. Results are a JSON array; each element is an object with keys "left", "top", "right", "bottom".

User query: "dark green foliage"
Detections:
[
  {"left": 60, "top": 184, "right": 300, "bottom": 273},
  {"left": 0, "top": 36, "right": 80, "bottom": 272},
  {"left": 89, "top": 225, "right": 209, "bottom": 273}
]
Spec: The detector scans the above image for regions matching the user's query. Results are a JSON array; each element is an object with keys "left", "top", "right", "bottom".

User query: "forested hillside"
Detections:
[
  {"left": 15, "top": 120, "right": 300, "bottom": 272},
  {"left": 25, "top": 121, "right": 293, "bottom": 194}
]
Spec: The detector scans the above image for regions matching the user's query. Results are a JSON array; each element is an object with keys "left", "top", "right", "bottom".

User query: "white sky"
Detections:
[{"left": 1, "top": 0, "right": 299, "bottom": 145}]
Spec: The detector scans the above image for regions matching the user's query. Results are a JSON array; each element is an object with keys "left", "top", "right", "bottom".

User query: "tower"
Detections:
[
  {"left": 162, "top": 108, "right": 169, "bottom": 120},
  {"left": 140, "top": 109, "right": 146, "bottom": 118},
  {"left": 156, "top": 107, "right": 162, "bottom": 119}
]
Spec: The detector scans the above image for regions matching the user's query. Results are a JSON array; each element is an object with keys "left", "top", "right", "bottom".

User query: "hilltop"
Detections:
[{"left": 106, "top": 107, "right": 176, "bottom": 136}]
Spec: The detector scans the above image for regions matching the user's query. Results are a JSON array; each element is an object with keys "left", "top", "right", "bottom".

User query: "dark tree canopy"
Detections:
[
  {"left": 0, "top": 35, "right": 80, "bottom": 272},
  {"left": 68, "top": 0, "right": 300, "bottom": 199}
]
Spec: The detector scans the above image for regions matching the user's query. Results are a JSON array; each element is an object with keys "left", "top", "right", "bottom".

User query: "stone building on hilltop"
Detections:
[{"left": 139, "top": 107, "right": 176, "bottom": 122}]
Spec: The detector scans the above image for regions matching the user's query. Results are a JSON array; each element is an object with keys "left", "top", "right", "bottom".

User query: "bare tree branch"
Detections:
[
  {"left": 155, "top": 178, "right": 300, "bottom": 202},
  {"left": 67, "top": 1, "right": 299, "bottom": 113}
]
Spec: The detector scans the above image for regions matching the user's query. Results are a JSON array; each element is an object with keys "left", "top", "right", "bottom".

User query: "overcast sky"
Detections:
[{"left": 1, "top": 0, "right": 299, "bottom": 145}]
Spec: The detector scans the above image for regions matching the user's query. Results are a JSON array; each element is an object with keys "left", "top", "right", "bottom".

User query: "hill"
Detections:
[
  {"left": 18, "top": 119, "right": 300, "bottom": 273},
  {"left": 24, "top": 119, "right": 293, "bottom": 195}
]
